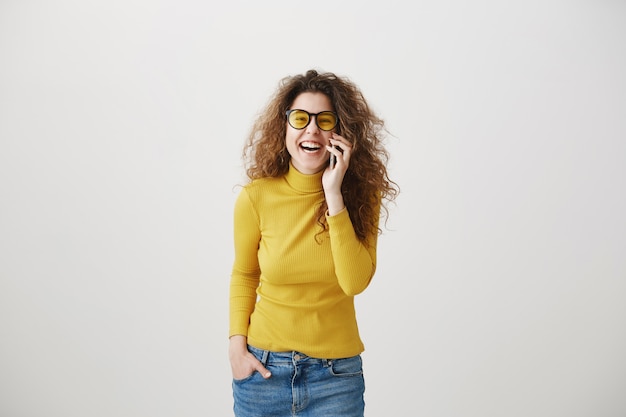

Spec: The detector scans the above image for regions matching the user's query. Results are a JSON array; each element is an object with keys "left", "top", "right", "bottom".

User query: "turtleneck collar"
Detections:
[{"left": 284, "top": 162, "right": 324, "bottom": 194}]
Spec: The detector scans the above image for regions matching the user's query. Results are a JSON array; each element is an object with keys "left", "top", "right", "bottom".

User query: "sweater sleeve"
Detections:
[
  {"left": 229, "top": 188, "right": 261, "bottom": 337},
  {"left": 326, "top": 201, "right": 380, "bottom": 296}
]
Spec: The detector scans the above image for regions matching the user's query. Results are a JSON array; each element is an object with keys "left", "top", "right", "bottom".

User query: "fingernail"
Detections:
[{"left": 264, "top": 372, "right": 271, "bottom": 378}]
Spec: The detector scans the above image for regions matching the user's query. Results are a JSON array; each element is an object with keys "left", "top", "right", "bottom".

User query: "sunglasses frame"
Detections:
[{"left": 285, "top": 109, "right": 338, "bottom": 131}]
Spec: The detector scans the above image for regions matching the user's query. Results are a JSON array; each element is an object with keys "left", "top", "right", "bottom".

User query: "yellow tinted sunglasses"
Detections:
[{"left": 285, "top": 109, "right": 338, "bottom": 131}]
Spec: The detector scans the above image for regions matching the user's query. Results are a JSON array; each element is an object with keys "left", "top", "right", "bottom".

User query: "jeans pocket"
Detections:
[
  {"left": 232, "top": 345, "right": 266, "bottom": 384},
  {"left": 232, "top": 370, "right": 259, "bottom": 384},
  {"left": 329, "top": 355, "right": 363, "bottom": 377}
]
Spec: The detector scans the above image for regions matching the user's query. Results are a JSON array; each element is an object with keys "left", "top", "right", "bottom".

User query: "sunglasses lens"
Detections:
[
  {"left": 288, "top": 110, "right": 310, "bottom": 129},
  {"left": 317, "top": 112, "right": 338, "bottom": 131}
]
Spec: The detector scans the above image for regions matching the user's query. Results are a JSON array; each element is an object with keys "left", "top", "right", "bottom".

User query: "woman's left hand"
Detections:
[{"left": 323, "top": 133, "right": 352, "bottom": 215}]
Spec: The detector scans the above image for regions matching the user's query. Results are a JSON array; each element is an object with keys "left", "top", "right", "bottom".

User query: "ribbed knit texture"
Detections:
[{"left": 229, "top": 163, "right": 378, "bottom": 359}]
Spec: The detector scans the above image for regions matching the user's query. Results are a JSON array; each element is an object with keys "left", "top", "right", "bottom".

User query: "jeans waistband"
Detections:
[{"left": 247, "top": 344, "right": 333, "bottom": 367}]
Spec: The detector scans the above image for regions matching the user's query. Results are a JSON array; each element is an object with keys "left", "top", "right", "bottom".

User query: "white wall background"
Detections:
[{"left": 1, "top": 1, "right": 625, "bottom": 416}]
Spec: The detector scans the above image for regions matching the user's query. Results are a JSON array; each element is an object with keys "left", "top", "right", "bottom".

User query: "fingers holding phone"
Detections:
[{"left": 326, "top": 134, "right": 351, "bottom": 170}]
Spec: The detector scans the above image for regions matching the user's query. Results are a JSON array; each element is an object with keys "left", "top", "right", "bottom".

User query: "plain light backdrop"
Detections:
[{"left": 1, "top": 1, "right": 625, "bottom": 416}]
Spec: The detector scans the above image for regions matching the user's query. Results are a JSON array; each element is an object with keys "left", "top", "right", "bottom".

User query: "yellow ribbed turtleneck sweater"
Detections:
[{"left": 229, "top": 163, "right": 378, "bottom": 359}]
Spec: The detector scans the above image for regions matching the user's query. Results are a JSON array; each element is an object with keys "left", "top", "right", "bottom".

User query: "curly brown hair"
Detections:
[{"left": 243, "top": 69, "right": 399, "bottom": 242}]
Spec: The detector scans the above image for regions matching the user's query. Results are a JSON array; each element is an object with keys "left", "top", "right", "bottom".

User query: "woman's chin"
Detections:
[{"left": 291, "top": 155, "right": 327, "bottom": 174}]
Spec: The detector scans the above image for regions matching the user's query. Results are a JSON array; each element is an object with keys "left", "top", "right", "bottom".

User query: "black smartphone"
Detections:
[{"left": 329, "top": 145, "right": 343, "bottom": 168}]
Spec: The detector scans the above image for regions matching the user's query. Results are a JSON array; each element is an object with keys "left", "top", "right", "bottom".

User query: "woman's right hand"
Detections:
[{"left": 229, "top": 335, "right": 272, "bottom": 380}]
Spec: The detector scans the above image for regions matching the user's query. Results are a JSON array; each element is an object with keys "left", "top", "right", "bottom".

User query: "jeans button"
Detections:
[{"left": 294, "top": 354, "right": 302, "bottom": 361}]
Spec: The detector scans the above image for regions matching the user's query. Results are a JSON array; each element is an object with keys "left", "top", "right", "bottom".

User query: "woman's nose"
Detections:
[{"left": 306, "top": 116, "right": 320, "bottom": 134}]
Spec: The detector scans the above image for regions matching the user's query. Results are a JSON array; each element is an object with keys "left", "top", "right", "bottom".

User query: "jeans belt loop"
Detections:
[{"left": 260, "top": 349, "right": 270, "bottom": 366}]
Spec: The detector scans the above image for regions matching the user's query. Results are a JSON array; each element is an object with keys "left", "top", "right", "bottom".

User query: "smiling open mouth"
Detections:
[{"left": 300, "top": 142, "right": 322, "bottom": 152}]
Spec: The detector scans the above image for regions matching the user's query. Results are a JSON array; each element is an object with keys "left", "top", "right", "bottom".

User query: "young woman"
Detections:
[{"left": 229, "top": 69, "right": 398, "bottom": 417}]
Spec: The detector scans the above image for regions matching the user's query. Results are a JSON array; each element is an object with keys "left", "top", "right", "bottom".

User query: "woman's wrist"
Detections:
[
  {"left": 325, "top": 192, "right": 345, "bottom": 216},
  {"left": 229, "top": 335, "right": 248, "bottom": 356}
]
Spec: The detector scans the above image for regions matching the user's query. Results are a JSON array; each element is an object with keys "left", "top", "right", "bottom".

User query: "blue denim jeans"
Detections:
[{"left": 232, "top": 345, "right": 365, "bottom": 417}]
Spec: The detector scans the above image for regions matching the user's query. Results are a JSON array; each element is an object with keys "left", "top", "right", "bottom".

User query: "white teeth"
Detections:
[{"left": 300, "top": 142, "right": 321, "bottom": 152}]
